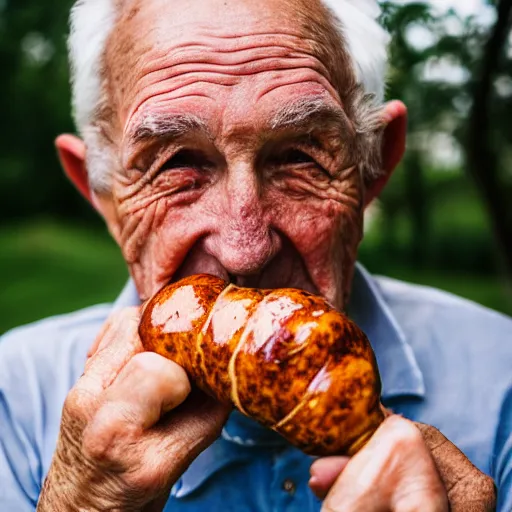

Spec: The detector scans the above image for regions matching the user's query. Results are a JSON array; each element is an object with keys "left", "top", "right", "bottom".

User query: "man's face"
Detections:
[{"left": 102, "top": 0, "right": 364, "bottom": 308}]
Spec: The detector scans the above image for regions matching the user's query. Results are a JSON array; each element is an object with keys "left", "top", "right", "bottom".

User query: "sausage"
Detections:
[{"left": 138, "top": 274, "right": 384, "bottom": 456}]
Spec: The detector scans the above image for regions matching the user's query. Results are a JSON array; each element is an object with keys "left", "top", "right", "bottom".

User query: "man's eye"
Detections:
[
  {"left": 274, "top": 149, "right": 315, "bottom": 166},
  {"left": 160, "top": 150, "right": 211, "bottom": 171}
]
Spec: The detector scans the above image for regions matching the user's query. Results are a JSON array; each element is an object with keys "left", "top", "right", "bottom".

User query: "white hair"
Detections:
[
  {"left": 68, "top": 0, "right": 389, "bottom": 191},
  {"left": 322, "top": 0, "right": 390, "bottom": 104},
  {"left": 69, "top": 0, "right": 117, "bottom": 134}
]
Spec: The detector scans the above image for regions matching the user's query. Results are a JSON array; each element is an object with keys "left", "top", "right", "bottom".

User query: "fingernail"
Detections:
[{"left": 309, "top": 461, "right": 319, "bottom": 478}]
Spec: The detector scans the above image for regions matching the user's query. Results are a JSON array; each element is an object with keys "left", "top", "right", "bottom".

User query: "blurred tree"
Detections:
[
  {"left": 378, "top": 1, "right": 512, "bottom": 281},
  {"left": 467, "top": 0, "right": 512, "bottom": 277},
  {"left": 380, "top": 2, "right": 461, "bottom": 268},
  {"left": 0, "top": 0, "right": 95, "bottom": 224}
]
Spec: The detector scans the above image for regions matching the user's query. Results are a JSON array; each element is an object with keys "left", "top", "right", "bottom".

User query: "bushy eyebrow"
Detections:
[
  {"left": 128, "top": 112, "right": 211, "bottom": 144},
  {"left": 269, "top": 97, "right": 349, "bottom": 133},
  {"left": 127, "top": 97, "right": 348, "bottom": 148}
]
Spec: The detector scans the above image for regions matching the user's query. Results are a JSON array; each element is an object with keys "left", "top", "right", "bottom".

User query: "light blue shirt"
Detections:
[{"left": 1, "top": 264, "right": 512, "bottom": 511}]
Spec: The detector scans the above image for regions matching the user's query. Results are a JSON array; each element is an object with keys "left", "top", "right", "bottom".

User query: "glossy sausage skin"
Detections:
[{"left": 139, "top": 274, "right": 384, "bottom": 456}]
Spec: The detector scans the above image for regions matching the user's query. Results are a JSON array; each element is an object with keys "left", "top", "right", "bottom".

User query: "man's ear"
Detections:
[
  {"left": 364, "top": 100, "right": 408, "bottom": 208},
  {"left": 56, "top": 134, "right": 122, "bottom": 244},
  {"left": 55, "top": 134, "right": 97, "bottom": 206}
]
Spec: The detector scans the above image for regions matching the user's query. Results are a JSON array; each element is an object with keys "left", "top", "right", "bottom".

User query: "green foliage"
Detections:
[
  {"left": 374, "top": 0, "right": 512, "bottom": 280},
  {"left": 0, "top": 0, "right": 94, "bottom": 221}
]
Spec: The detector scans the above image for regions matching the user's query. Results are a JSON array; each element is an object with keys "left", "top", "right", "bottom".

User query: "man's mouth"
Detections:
[{"left": 171, "top": 238, "right": 319, "bottom": 295}]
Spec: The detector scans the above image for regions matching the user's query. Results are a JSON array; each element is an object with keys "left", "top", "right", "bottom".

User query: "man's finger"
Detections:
[
  {"left": 142, "top": 389, "right": 231, "bottom": 483},
  {"left": 110, "top": 351, "right": 191, "bottom": 422},
  {"left": 86, "top": 314, "right": 114, "bottom": 359},
  {"left": 309, "top": 457, "right": 350, "bottom": 500},
  {"left": 81, "top": 307, "right": 143, "bottom": 392},
  {"left": 415, "top": 422, "right": 496, "bottom": 511},
  {"left": 83, "top": 351, "right": 192, "bottom": 456},
  {"left": 322, "top": 416, "right": 448, "bottom": 512}
]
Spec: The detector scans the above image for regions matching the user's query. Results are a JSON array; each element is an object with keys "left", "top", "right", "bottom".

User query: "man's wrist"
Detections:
[
  {"left": 37, "top": 466, "right": 73, "bottom": 512},
  {"left": 37, "top": 464, "right": 107, "bottom": 512}
]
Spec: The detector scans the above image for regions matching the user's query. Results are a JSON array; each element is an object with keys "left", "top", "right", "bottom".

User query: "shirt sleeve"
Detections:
[
  {"left": 0, "top": 331, "right": 42, "bottom": 511},
  {"left": 494, "top": 386, "right": 512, "bottom": 512},
  {"left": 0, "top": 306, "right": 109, "bottom": 511}
]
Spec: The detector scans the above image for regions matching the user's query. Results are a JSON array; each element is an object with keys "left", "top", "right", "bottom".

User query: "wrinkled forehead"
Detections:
[
  {"left": 103, "top": 0, "right": 355, "bottom": 118},
  {"left": 108, "top": 0, "right": 336, "bottom": 53}
]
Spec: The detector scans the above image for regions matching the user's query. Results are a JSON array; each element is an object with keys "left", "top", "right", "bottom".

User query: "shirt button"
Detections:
[{"left": 282, "top": 479, "right": 296, "bottom": 495}]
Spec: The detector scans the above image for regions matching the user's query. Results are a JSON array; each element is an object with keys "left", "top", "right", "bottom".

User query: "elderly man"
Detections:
[{"left": 1, "top": 0, "right": 511, "bottom": 510}]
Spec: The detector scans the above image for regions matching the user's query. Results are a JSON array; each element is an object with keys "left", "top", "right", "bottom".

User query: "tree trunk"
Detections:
[
  {"left": 467, "top": 0, "right": 512, "bottom": 278},
  {"left": 404, "top": 151, "right": 428, "bottom": 269}
]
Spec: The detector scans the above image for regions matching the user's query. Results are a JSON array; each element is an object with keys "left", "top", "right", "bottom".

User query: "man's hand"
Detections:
[
  {"left": 310, "top": 415, "right": 496, "bottom": 511},
  {"left": 37, "top": 308, "right": 230, "bottom": 512}
]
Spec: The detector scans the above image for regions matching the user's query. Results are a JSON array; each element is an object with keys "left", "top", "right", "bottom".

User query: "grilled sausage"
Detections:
[{"left": 139, "top": 274, "right": 384, "bottom": 456}]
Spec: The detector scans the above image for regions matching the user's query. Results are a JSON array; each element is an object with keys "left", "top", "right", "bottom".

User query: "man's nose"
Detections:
[{"left": 205, "top": 168, "right": 280, "bottom": 276}]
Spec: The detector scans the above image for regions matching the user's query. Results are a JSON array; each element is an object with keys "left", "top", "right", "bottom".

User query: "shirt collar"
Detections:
[
  {"left": 112, "top": 279, "right": 141, "bottom": 311},
  {"left": 347, "top": 263, "right": 425, "bottom": 400}
]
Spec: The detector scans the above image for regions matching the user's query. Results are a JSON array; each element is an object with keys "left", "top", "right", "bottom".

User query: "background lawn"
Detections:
[{"left": 0, "top": 220, "right": 127, "bottom": 334}]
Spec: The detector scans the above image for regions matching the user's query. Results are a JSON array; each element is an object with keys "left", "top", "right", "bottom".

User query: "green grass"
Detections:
[
  {"left": 0, "top": 220, "right": 127, "bottom": 334},
  {"left": 0, "top": 220, "right": 510, "bottom": 335}
]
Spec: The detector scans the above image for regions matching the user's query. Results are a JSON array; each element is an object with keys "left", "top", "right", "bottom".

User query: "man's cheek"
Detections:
[
  {"left": 114, "top": 196, "right": 206, "bottom": 297},
  {"left": 271, "top": 200, "right": 337, "bottom": 254},
  {"left": 270, "top": 195, "right": 362, "bottom": 305},
  {"left": 272, "top": 195, "right": 356, "bottom": 248},
  {"left": 116, "top": 203, "right": 157, "bottom": 265}
]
